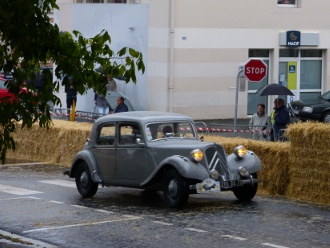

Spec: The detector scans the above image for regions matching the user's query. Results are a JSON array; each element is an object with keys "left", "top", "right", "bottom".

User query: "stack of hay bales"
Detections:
[
  {"left": 204, "top": 136, "right": 290, "bottom": 195},
  {"left": 286, "top": 122, "right": 330, "bottom": 205},
  {"left": 7, "top": 120, "right": 92, "bottom": 165}
]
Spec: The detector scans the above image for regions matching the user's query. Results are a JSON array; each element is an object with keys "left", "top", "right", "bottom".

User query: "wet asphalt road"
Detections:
[{"left": 0, "top": 163, "right": 329, "bottom": 248}]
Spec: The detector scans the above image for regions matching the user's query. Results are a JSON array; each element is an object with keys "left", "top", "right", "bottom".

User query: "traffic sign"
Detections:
[{"left": 243, "top": 59, "right": 267, "bottom": 82}]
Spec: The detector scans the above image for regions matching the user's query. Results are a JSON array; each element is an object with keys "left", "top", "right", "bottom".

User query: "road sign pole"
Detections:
[{"left": 234, "top": 67, "right": 243, "bottom": 138}]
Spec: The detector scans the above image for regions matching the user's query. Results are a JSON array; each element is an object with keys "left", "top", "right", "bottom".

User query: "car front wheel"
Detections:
[
  {"left": 75, "top": 162, "right": 99, "bottom": 197},
  {"left": 322, "top": 112, "right": 330, "bottom": 123},
  {"left": 232, "top": 173, "right": 258, "bottom": 201},
  {"left": 163, "top": 169, "right": 189, "bottom": 208}
]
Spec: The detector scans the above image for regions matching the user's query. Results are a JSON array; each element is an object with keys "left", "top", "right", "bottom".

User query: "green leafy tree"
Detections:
[{"left": 0, "top": 0, "right": 145, "bottom": 162}]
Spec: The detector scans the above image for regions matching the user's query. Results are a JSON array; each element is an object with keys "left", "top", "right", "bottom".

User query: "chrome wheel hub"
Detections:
[
  {"left": 324, "top": 114, "right": 330, "bottom": 123},
  {"left": 80, "top": 171, "right": 89, "bottom": 188},
  {"left": 168, "top": 179, "right": 178, "bottom": 198}
]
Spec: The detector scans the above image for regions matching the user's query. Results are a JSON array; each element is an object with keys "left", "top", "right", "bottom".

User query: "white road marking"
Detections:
[
  {"left": 0, "top": 229, "right": 58, "bottom": 248},
  {"left": 48, "top": 200, "right": 64, "bottom": 204},
  {"left": 71, "top": 204, "right": 114, "bottom": 214},
  {"left": 0, "top": 196, "right": 35, "bottom": 201},
  {"left": 23, "top": 216, "right": 142, "bottom": 233},
  {"left": 262, "top": 243, "right": 290, "bottom": 248},
  {"left": 185, "top": 228, "right": 208, "bottom": 233},
  {"left": 38, "top": 179, "right": 76, "bottom": 188},
  {"left": 27, "top": 196, "right": 41, "bottom": 200},
  {"left": 0, "top": 184, "right": 43, "bottom": 196},
  {"left": 70, "top": 204, "right": 88, "bottom": 209},
  {"left": 151, "top": 221, "right": 173, "bottom": 226},
  {"left": 4, "top": 162, "right": 49, "bottom": 166},
  {"left": 221, "top": 235, "right": 247, "bottom": 241},
  {"left": 94, "top": 209, "right": 113, "bottom": 214},
  {"left": 122, "top": 214, "right": 140, "bottom": 218}
]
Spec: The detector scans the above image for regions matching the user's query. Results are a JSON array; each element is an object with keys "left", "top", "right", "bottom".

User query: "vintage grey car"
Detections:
[{"left": 65, "top": 111, "right": 262, "bottom": 208}]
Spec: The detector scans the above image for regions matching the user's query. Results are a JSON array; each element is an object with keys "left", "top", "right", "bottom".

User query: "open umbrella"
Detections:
[{"left": 256, "top": 83, "right": 294, "bottom": 96}]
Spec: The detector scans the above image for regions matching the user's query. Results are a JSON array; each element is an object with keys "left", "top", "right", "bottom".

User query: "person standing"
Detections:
[
  {"left": 274, "top": 98, "right": 290, "bottom": 141},
  {"left": 249, "top": 103, "right": 271, "bottom": 141},
  {"left": 270, "top": 98, "right": 278, "bottom": 141},
  {"left": 107, "top": 75, "right": 117, "bottom": 92},
  {"left": 95, "top": 92, "right": 111, "bottom": 115},
  {"left": 110, "top": 97, "right": 128, "bottom": 114},
  {"left": 65, "top": 78, "right": 77, "bottom": 111}
]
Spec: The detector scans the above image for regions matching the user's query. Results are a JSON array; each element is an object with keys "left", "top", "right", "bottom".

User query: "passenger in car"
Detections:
[{"left": 162, "top": 126, "right": 173, "bottom": 137}]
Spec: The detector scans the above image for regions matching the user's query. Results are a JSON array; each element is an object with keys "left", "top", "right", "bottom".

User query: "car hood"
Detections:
[
  {"left": 147, "top": 139, "right": 225, "bottom": 169},
  {"left": 290, "top": 98, "right": 330, "bottom": 110}
]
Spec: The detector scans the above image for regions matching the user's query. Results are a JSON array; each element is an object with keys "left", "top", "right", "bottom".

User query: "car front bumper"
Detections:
[
  {"left": 190, "top": 176, "right": 262, "bottom": 193},
  {"left": 292, "top": 110, "right": 322, "bottom": 121}
]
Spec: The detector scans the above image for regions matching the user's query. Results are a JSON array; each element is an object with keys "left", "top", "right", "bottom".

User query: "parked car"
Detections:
[
  {"left": 0, "top": 72, "right": 15, "bottom": 103},
  {"left": 64, "top": 111, "right": 262, "bottom": 208},
  {"left": 289, "top": 90, "right": 330, "bottom": 123}
]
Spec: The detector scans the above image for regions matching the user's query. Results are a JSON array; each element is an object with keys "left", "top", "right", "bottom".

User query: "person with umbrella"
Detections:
[
  {"left": 274, "top": 98, "right": 290, "bottom": 141},
  {"left": 256, "top": 84, "right": 294, "bottom": 141}
]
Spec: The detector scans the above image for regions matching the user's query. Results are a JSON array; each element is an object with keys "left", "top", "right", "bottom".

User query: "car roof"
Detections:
[{"left": 94, "top": 111, "right": 193, "bottom": 126}]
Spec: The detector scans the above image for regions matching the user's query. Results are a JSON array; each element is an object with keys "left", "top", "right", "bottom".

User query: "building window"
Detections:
[
  {"left": 247, "top": 50, "right": 270, "bottom": 115},
  {"left": 279, "top": 49, "right": 323, "bottom": 103},
  {"left": 278, "top": 0, "right": 298, "bottom": 7}
]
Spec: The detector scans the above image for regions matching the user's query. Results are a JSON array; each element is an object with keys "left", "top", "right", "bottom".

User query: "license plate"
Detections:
[{"left": 196, "top": 179, "right": 220, "bottom": 193}]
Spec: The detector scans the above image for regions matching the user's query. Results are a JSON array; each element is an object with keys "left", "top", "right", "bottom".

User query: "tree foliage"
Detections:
[{"left": 0, "top": 0, "right": 145, "bottom": 162}]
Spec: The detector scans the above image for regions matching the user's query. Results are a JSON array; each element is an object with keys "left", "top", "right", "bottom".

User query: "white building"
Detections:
[{"left": 56, "top": 0, "right": 330, "bottom": 119}]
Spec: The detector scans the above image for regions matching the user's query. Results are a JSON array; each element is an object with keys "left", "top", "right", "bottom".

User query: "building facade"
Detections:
[{"left": 57, "top": 0, "right": 330, "bottom": 119}]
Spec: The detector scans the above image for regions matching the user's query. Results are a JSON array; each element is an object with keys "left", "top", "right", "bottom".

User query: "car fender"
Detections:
[
  {"left": 140, "top": 155, "right": 209, "bottom": 187},
  {"left": 227, "top": 151, "right": 262, "bottom": 180},
  {"left": 68, "top": 150, "right": 102, "bottom": 183}
]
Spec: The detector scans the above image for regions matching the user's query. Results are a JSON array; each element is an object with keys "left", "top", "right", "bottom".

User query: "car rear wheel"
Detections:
[
  {"left": 75, "top": 162, "right": 99, "bottom": 197},
  {"left": 322, "top": 112, "right": 330, "bottom": 123},
  {"left": 163, "top": 169, "right": 189, "bottom": 208},
  {"left": 232, "top": 173, "right": 258, "bottom": 201}
]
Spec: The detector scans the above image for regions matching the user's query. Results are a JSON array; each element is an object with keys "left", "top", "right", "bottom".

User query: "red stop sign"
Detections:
[{"left": 244, "top": 59, "right": 268, "bottom": 82}]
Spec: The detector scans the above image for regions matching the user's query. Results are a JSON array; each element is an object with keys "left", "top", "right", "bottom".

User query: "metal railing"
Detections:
[
  {"left": 207, "top": 123, "right": 277, "bottom": 141},
  {"left": 50, "top": 108, "right": 105, "bottom": 122},
  {"left": 49, "top": 110, "right": 287, "bottom": 142},
  {"left": 195, "top": 121, "right": 209, "bottom": 135}
]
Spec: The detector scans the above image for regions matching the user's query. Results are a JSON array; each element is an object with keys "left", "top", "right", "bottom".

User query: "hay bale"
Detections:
[
  {"left": 204, "top": 136, "right": 290, "bottom": 195},
  {"left": 286, "top": 122, "right": 330, "bottom": 205},
  {"left": 7, "top": 120, "right": 92, "bottom": 166}
]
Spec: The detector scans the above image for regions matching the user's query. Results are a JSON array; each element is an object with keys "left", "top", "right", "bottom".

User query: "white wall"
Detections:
[{"left": 54, "top": 3, "right": 149, "bottom": 112}]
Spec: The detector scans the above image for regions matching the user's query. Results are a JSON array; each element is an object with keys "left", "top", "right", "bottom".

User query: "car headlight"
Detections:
[
  {"left": 210, "top": 169, "right": 219, "bottom": 179},
  {"left": 233, "top": 145, "right": 247, "bottom": 159},
  {"left": 191, "top": 149, "right": 204, "bottom": 162},
  {"left": 302, "top": 107, "right": 313, "bottom": 113}
]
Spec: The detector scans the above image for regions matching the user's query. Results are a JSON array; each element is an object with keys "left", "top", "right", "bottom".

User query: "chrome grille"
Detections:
[{"left": 205, "top": 146, "right": 230, "bottom": 180}]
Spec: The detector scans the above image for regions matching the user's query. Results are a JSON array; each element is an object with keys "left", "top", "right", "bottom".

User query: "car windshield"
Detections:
[
  {"left": 320, "top": 91, "right": 330, "bottom": 101},
  {"left": 146, "top": 122, "right": 196, "bottom": 141}
]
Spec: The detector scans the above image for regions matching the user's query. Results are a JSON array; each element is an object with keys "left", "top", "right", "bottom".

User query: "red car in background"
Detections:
[{"left": 0, "top": 73, "right": 15, "bottom": 103}]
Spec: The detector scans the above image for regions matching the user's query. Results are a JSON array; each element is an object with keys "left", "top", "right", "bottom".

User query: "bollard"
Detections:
[{"left": 70, "top": 100, "right": 76, "bottom": 122}]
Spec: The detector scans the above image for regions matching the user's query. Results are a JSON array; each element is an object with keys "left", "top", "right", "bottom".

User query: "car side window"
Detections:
[
  {"left": 0, "top": 80, "right": 6, "bottom": 89},
  {"left": 119, "top": 123, "right": 142, "bottom": 145},
  {"left": 96, "top": 124, "right": 116, "bottom": 146}
]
